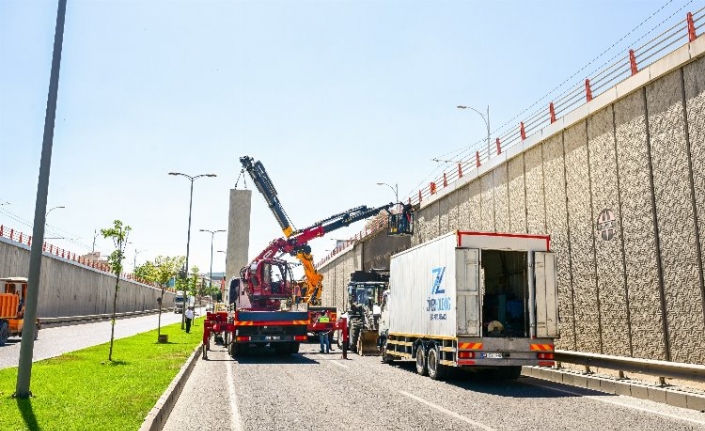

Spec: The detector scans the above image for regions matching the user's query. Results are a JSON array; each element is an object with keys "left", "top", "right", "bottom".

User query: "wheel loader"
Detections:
[{"left": 339, "top": 270, "right": 387, "bottom": 355}]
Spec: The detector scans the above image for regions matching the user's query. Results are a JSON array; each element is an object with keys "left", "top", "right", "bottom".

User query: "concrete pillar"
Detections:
[{"left": 226, "top": 189, "right": 251, "bottom": 302}]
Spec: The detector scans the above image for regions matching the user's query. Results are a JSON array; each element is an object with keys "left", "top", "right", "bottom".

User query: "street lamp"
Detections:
[
  {"left": 376, "top": 182, "right": 398, "bottom": 203},
  {"left": 133, "top": 249, "right": 146, "bottom": 271},
  {"left": 45, "top": 205, "right": 65, "bottom": 219},
  {"left": 457, "top": 105, "right": 491, "bottom": 156},
  {"left": 200, "top": 229, "right": 226, "bottom": 289},
  {"left": 169, "top": 172, "right": 217, "bottom": 329}
]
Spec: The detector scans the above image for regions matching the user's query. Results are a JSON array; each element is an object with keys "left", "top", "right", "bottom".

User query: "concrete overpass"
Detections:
[{"left": 318, "top": 27, "right": 705, "bottom": 366}]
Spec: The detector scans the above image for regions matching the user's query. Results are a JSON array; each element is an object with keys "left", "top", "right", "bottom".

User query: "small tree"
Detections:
[
  {"left": 153, "top": 256, "right": 184, "bottom": 339},
  {"left": 101, "top": 220, "right": 131, "bottom": 362}
]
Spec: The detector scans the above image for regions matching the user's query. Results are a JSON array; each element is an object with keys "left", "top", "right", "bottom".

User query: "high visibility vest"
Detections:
[{"left": 318, "top": 316, "right": 330, "bottom": 323}]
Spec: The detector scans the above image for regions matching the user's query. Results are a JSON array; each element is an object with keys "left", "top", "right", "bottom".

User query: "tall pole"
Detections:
[
  {"left": 200, "top": 229, "right": 225, "bottom": 289},
  {"left": 16, "top": 0, "right": 67, "bottom": 399},
  {"left": 169, "top": 172, "right": 216, "bottom": 329},
  {"left": 457, "top": 105, "right": 491, "bottom": 156}
]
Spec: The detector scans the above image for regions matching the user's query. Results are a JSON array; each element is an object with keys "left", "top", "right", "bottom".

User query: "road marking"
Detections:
[
  {"left": 330, "top": 360, "right": 349, "bottom": 369},
  {"left": 522, "top": 380, "right": 705, "bottom": 427},
  {"left": 226, "top": 359, "right": 243, "bottom": 431},
  {"left": 399, "top": 390, "right": 496, "bottom": 431}
]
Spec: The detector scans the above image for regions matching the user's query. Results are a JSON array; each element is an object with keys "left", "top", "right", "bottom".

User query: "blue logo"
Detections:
[{"left": 431, "top": 267, "right": 446, "bottom": 294}]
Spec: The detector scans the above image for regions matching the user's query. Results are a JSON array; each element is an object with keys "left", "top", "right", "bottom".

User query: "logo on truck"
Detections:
[{"left": 427, "top": 267, "right": 451, "bottom": 321}]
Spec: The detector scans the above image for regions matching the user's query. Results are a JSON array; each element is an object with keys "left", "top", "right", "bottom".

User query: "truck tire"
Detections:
[
  {"left": 415, "top": 344, "right": 428, "bottom": 376},
  {"left": 229, "top": 342, "right": 241, "bottom": 358},
  {"left": 0, "top": 321, "right": 8, "bottom": 346},
  {"left": 350, "top": 320, "right": 362, "bottom": 353},
  {"left": 427, "top": 345, "right": 448, "bottom": 381},
  {"left": 381, "top": 339, "right": 395, "bottom": 364},
  {"left": 289, "top": 342, "right": 300, "bottom": 354}
]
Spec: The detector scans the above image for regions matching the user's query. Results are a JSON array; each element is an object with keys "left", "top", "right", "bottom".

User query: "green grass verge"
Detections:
[{"left": 0, "top": 317, "right": 204, "bottom": 431}]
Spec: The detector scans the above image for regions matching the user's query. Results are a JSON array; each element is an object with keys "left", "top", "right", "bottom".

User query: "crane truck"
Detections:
[
  {"left": 202, "top": 156, "right": 413, "bottom": 358},
  {"left": 378, "top": 231, "right": 559, "bottom": 380}
]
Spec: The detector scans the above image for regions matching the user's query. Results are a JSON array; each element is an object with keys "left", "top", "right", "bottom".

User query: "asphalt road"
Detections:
[
  {"left": 0, "top": 308, "right": 202, "bottom": 370},
  {"left": 162, "top": 342, "right": 705, "bottom": 431}
]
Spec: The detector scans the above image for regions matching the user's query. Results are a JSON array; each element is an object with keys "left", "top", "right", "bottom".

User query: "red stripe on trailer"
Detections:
[
  {"left": 457, "top": 359, "right": 476, "bottom": 366},
  {"left": 456, "top": 231, "right": 550, "bottom": 250}
]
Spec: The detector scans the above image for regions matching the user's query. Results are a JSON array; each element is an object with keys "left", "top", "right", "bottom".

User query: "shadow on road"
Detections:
[{"left": 386, "top": 361, "right": 614, "bottom": 399}]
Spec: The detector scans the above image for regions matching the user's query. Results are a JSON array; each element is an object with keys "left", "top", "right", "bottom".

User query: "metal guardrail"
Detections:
[
  {"left": 555, "top": 349, "right": 705, "bottom": 383},
  {"left": 39, "top": 308, "right": 173, "bottom": 327}
]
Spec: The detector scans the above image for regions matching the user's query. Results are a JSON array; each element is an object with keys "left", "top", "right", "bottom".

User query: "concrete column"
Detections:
[{"left": 226, "top": 189, "right": 251, "bottom": 303}]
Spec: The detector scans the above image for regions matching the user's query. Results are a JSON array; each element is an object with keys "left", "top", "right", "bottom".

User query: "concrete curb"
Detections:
[
  {"left": 139, "top": 343, "right": 202, "bottom": 431},
  {"left": 523, "top": 366, "right": 705, "bottom": 412}
]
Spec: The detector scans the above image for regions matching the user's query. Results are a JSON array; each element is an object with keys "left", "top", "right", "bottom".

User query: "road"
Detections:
[
  {"left": 163, "top": 342, "right": 705, "bottom": 431},
  {"left": 0, "top": 308, "right": 203, "bottom": 370}
]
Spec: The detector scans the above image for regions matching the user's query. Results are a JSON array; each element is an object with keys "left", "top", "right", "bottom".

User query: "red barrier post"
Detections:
[
  {"left": 418, "top": 190, "right": 422, "bottom": 203},
  {"left": 476, "top": 151, "right": 481, "bottom": 168},
  {"left": 458, "top": 162, "right": 463, "bottom": 178},
  {"left": 443, "top": 172, "right": 447, "bottom": 188},
  {"left": 549, "top": 102, "right": 556, "bottom": 123},
  {"left": 430, "top": 182, "right": 437, "bottom": 194},
  {"left": 688, "top": 12, "right": 697, "bottom": 42},
  {"left": 496, "top": 138, "right": 502, "bottom": 155},
  {"left": 585, "top": 79, "right": 593, "bottom": 102},
  {"left": 629, "top": 49, "right": 638, "bottom": 76},
  {"left": 520, "top": 122, "right": 527, "bottom": 141},
  {"left": 341, "top": 317, "right": 348, "bottom": 360}
]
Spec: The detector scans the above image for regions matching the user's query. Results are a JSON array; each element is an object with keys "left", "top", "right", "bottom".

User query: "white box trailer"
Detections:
[{"left": 379, "top": 231, "right": 558, "bottom": 380}]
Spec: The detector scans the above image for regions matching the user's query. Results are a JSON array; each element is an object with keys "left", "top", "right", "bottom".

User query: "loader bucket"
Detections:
[{"left": 356, "top": 329, "right": 380, "bottom": 356}]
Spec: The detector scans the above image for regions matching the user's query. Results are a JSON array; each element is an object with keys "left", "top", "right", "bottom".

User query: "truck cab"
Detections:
[{"left": 0, "top": 277, "right": 39, "bottom": 345}]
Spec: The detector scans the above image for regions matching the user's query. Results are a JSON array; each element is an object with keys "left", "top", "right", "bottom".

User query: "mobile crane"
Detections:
[{"left": 199, "top": 156, "right": 413, "bottom": 359}]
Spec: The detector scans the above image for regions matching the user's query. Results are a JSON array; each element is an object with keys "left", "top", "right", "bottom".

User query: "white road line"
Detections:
[
  {"left": 226, "top": 359, "right": 243, "bottom": 431},
  {"left": 523, "top": 381, "right": 705, "bottom": 427},
  {"left": 329, "top": 360, "right": 349, "bottom": 369},
  {"left": 399, "top": 390, "right": 496, "bottom": 431}
]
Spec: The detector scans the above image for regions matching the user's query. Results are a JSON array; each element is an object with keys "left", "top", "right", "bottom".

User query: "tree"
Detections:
[
  {"left": 151, "top": 255, "right": 184, "bottom": 339},
  {"left": 101, "top": 220, "right": 131, "bottom": 362},
  {"left": 134, "top": 261, "right": 158, "bottom": 283}
]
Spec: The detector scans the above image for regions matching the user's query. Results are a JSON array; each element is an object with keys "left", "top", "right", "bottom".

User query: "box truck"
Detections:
[{"left": 378, "top": 231, "right": 559, "bottom": 380}]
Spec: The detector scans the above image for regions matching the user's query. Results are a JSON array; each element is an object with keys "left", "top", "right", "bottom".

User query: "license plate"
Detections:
[
  {"left": 482, "top": 352, "right": 503, "bottom": 359},
  {"left": 264, "top": 336, "right": 280, "bottom": 341}
]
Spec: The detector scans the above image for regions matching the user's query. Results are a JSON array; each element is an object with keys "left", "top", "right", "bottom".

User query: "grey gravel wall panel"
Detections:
[
  {"left": 226, "top": 189, "right": 252, "bottom": 290},
  {"left": 543, "top": 135, "right": 574, "bottom": 350},
  {"left": 508, "top": 155, "right": 527, "bottom": 233},
  {"left": 481, "top": 173, "right": 494, "bottom": 231},
  {"left": 493, "top": 165, "right": 509, "bottom": 233},
  {"left": 468, "top": 179, "right": 483, "bottom": 231},
  {"left": 588, "top": 105, "right": 631, "bottom": 356},
  {"left": 457, "top": 184, "right": 471, "bottom": 231},
  {"left": 647, "top": 70, "right": 705, "bottom": 364},
  {"left": 565, "top": 123, "right": 601, "bottom": 353},
  {"left": 525, "top": 146, "right": 546, "bottom": 235},
  {"left": 615, "top": 90, "right": 666, "bottom": 360},
  {"left": 439, "top": 189, "right": 459, "bottom": 233},
  {"left": 684, "top": 56, "right": 705, "bottom": 365}
]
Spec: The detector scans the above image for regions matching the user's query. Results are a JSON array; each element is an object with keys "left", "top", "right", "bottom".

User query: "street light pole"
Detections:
[
  {"left": 200, "top": 229, "right": 225, "bottom": 289},
  {"left": 169, "top": 172, "right": 216, "bottom": 329},
  {"left": 45, "top": 205, "right": 65, "bottom": 220},
  {"left": 133, "top": 249, "right": 145, "bottom": 271},
  {"left": 376, "top": 182, "right": 399, "bottom": 203},
  {"left": 457, "top": 105, "right": 491, "bottom": 156}
]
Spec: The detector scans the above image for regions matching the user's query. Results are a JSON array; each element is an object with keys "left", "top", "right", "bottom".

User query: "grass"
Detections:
[{"left": 0, "top": 317, "right": 204, "bottom": 431}]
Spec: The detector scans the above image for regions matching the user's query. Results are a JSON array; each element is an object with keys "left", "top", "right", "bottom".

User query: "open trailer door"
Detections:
[
  {"left": 534, "top": 251, "right": 559, "bottom": 338},
  {"left": 456, "top": 248, "right": 481, "bottom": 337}
]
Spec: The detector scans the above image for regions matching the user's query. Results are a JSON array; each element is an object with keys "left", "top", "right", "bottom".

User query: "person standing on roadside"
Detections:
[
  {"left": 317, "top": 311, "right": 331, "bottom": 353},
  {"left": 185, "top": 306, "right": 194, "bottom": 333}
]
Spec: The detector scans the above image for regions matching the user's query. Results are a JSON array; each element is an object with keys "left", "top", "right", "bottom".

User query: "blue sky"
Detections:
[{"left": 1, "top": 0, "right": 700, "bottom": 275}]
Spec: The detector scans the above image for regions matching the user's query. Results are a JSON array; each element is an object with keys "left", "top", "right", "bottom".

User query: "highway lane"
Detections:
[
  {"left": 163, "top": 342, "right": 705, "bottom": 431},
  {"left": 0, "top": 307, "right": 203, "bottom": 370}
]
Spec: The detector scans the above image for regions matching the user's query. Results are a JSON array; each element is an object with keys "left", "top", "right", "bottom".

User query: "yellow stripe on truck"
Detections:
[
  {"left": 458, "top": 342, "right": 483, "bottom": 350},
  {"left": 530, "top": 344, "right": 554, "bottom": 351}
]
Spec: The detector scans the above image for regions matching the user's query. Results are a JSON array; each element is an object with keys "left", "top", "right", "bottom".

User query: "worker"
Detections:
[
  {"left": 185, "top": 306, "right": 194, "bottom": 333},
  {"left": 317, "top": 312, "right": 331, "bottom": 353},
  {"left": 293, "top": 282, "right": 302, "bottom": 305}
]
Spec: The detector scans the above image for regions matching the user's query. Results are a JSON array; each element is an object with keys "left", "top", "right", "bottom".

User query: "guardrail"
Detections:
[
  {"left": 555, "top": 349, "right": 705, "bottom": 383},
  {"left": 316, "top": 7, "right": 705, "bottom": 268},
  {"left": 0, "top": 224, "right": 170, "bottom": 291},
  {"left": 39, "top": 308, "right": 173, "bottom": 327}
]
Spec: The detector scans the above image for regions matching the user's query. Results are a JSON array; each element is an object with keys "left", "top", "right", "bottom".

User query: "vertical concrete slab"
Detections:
[
  {"left": 480, "top": 174, "right": 494, "bottom": 231},
  {"left": 457, "top": 184, "right": 471, "bottom": 230},
  {"left": 684, "top": 55, "right": 705, "bottom": 365},
  {"left": 615, "top": 90, "right": 666, "bottom": 360},
  {"left": 507, "top": 155, "right": 527, "bottom": 233},
  {"left": 564, "top": 122, "right": 601, "bottom": 353},
  {"left": 647, "top": 70, "right": 705, "bottom": 363},
  {"left": 543, "top": 134, "right": 575, "bottom": 350},
  {"left": 439, "top": 192, "right": 456, "bottom": 235},
  {"left": 468, "top": 180, "right": 482, "bottom": 231},
  {"left": 493, "top": 165, "right": 509, "bottom": 233},
  {"left": 525, "top": 146, "right": 546, "bottom": 235},
  {"left": 417, "top": 201, "right": 440, "bottom": 246},
  {"left": 587, "top": 105, "right": 631, "bottom": 356},
  {"left": 226, "top": 189, "right": 251, "bottom": 302}
]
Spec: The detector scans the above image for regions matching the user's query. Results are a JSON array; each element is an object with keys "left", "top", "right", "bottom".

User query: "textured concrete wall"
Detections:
[
  {"left": 226, "top": 189, "right": 251, "bottom": 297},
  {"left": 316, "top": 44, "right": 705, "bottom": 365},
  {"left": 0, "top": 238, "right": 174, "bottom": 318}
]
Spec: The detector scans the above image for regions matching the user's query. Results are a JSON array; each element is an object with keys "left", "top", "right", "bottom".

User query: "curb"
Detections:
[
  {"left": 139, "top": 344, "right": 202, "bottom": 431},
  {"left": 523, "top": 366, "right": 705, "bottom": 412}
]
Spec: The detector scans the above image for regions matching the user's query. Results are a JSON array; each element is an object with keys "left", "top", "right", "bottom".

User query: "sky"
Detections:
[{"left": 1, "top": 0, "right": 701, "bottom": 277}]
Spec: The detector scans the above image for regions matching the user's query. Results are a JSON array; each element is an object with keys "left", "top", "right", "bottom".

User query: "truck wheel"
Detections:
[
  {"left": 289, "top": 342, "right": 300, "bottom": 354},
  {"left": 229, "top": 342, "right": 241, "bottom": 358},
  {"left": 415, "top": 345, "right": 428, "bottom": 376},
  {"left": 0, "top": 321, "right": 9, "bottom": 346},
  {"left": 381, "top": 340, "right": 395, "bottom": 364},
  {"left": 427, "top": 345, "right": 447, "bottom": 381}
]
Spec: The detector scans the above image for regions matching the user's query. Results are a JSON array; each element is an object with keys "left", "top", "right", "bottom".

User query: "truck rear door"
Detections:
[
  {"left": 534, "top": 251, "right": 559, "bottom": 338},
  {"left": 456, "top": 248, "right": 481, "bottom": 336}
]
